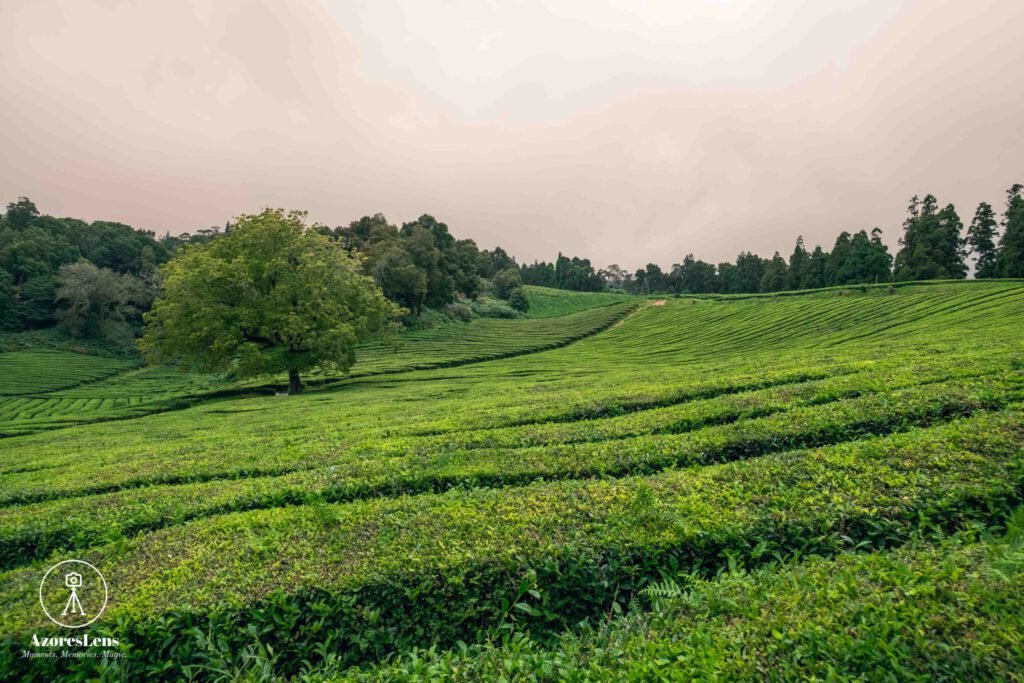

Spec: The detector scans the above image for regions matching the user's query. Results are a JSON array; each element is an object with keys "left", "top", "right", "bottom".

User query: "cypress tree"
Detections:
[
  {"left": 760, "top": 252, "right": 789, "bottom": 292},
  {"left": 826, "top": 232, "right": 853, "bottom": 286},
  {"left": 966, "top": 202, "right": 999, "bottom": 278},
  {"left": 801, "top": 246, "right": 828, "bottom": 289},
  {"left": 787, "top": 236, "right": 809, "bottom": 289},
  {"left": 999, "top": 184, "right": 1024, "bottom": 277}
]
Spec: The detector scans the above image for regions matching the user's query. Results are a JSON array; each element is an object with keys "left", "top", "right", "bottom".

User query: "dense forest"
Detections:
[
  {"left": 0, "top": 201, "right": 541, "bottom": 345},
  {"left": 1, "top": 184, "right": 1022, "bottom": 346}
]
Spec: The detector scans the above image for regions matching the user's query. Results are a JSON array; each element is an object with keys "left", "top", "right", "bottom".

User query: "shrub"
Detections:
[
  {"left": 445, "top": 303, "right": 473, "bottom": 322},
  {"left": 469, "top": 296, "right": 523, "bottom": 319},
  {"left": 3, "top": 410, "right": 1024, "bottom": 679},
  {"left": 493, "top": 267, "right": 523, "bottom": 299},
  {"left": 329, "top": 529, "right": 1024, "bottom": 682},
  {"left": 507, "top": 287, "right": 530, "bottom": 313}
]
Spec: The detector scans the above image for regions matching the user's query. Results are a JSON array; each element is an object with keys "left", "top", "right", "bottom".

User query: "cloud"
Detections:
[{"left": 1, "top": 0, "right": 1022, "bottom": 269}]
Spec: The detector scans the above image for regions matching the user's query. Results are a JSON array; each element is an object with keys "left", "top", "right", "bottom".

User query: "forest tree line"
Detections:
[
  {"left": 607, "top": 185, "right": 1024, "bottom": 294},
  {"left": 0, "top": 201, "right": 535, "bottom": 342},
  {"left": 1, "top": 184, "right": 1022, "bottom": 345}
]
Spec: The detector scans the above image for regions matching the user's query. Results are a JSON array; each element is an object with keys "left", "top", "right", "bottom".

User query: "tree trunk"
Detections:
[{"left": 288, "top": 368, "right": 303, "bottom": 395}]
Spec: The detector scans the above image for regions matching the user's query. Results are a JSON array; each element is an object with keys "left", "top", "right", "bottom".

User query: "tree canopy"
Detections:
[
  {"left": 894, "top": 195, "right": 967, "bottom": 281},
  {"left": 56, "top": 261, "right": 152, "bottom": 346},
  {"left": 999, "top": 184, "right": 1024, "bottom": 277},
  {"left": 966, "top": 202, "right": 999, "bottom": 278},
  {"left": 140, "top": 209, "right": 401, "bottom": 394},
  {"left": 0, "top": 197, "right": 175, "bottom": 334},
  {"left": 3, "top": 182, "right": 1021, "bottom": 349}
]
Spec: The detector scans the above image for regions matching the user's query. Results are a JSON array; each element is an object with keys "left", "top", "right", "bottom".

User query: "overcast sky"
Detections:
[{"left": 2, "top": 0, "right": 1022, "bottom": 269}]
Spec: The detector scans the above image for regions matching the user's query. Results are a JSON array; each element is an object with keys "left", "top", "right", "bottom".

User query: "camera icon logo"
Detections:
[{"left": 39, "top": 560, "right": 108, "bottom": 629}]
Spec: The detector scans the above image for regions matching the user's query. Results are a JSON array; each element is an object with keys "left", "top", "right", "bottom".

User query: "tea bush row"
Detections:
[
  {"left": 2, "top": 411, "right": 1023, "bottom": 678},
  {"left": 330, "top": 525, "right": 1024, "bottom": 682}
]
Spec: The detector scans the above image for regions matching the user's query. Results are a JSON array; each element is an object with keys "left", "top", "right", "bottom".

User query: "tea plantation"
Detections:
[
  {"left": 0, "top": 295, "right": 636, "bottom": 436},
  {"left": 1, "top": 281, "right": 1022, "bottom": 681}
]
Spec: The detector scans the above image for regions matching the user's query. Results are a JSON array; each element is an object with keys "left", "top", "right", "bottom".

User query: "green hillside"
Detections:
[
  {"left": 1, "top": 281, "right": 1022, "bottom": 680},
  {"left": 0, "top": 289, "right": 637, "bottom": 435},
  {"left": 520, "top": 285, "right": 632, "bottom": 318},
  {"left": 339, "top": 296, "right": 636, "bottom": 379},
  {"left": 0, "top": 350, "right": 137, "bottom": 395}
]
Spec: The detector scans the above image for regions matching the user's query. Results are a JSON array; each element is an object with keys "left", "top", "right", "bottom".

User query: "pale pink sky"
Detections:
[{"left": 1, "top": 0, "right": 1022, "bottom": 269}]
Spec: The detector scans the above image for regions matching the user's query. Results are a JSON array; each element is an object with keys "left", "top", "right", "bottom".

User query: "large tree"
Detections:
[
  {"left": 759, "top": 252, "right": 789, "bottom": 292},
  {"left": 893, "top": 195, "right": 967, "bottom": 281},
  {"left": 140, "top": 209, "right": 401, "bottom": 394},
  {"left": 5, "top": 197, "right": 39, "bottom": 231},
  {"left": 787, "top": 236, "right": 809, "bottom": 290},
  {"left": 800, "top": 246, "right": 828, "bottom": 289},
  {"left": 999, "top": 184, "right": 1024, "bottom": 277},
  {"left": 832, "top": 229, "right": 892, "bottom": 285},
  {"left": 732, "top": 252, "right": 766, "bottom": 293},
  {"left": 55, "top": 261, "right": 151, "bottom": 344},
  {"left": 966, "top": 202, "right": 1000, "bottom": 278},
  {"left": 825, "top": 232, "right": 853, "bottom": 286},
  {"left": 670, "top": 254, "right": 717, "bottom": 294}
]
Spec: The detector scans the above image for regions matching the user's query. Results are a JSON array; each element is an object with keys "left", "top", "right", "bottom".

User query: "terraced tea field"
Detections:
[
  {"left": 0, "top": 350, "right": 136, "bottom": 395},
  {"left": 0, "top": 293, "right": 637, "bottom": 436},
  {"left": 517, "top": 286, "right": 632, "bottom": 318},
  {"left": 337, "top": 296, "right": 636, "bottom": 379},
  {"left": 1, "top": 281, "right": 1023, "bottom": 680}
]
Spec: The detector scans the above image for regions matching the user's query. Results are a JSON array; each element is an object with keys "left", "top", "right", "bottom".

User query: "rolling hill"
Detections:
[{"left": 1, "top": 281, "right": 1022, "bottom": 680}]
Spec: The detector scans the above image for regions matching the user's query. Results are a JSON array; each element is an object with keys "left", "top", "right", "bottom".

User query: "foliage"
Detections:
[
  {"left": 327, "top": 214, "right": 558, "bottom": 312},
  {"left": 669, "top": 253, "right": 718, "bottom": 294},
  {"left": 444, "top": 302, "right": 473, "bottom": 322},
  {"left": 0, "top": 197, "right": 175, "bottom": 334},
  {"left": 759, "top": 251, "right": 789, "bottom": 292},
  {"left": 467, "top": 295, "right": 524, "bottom": 319},
  {"left": 894, "top": 195, "right": 968, "bottom": 281},
  {"left": 0, "top": 266, "right": 15, "bottom": 330},
  {"left": 786, "top": 236, "right": 809, "bottom": 289},
  {"left": 493, "top": 267, "right": 523, "bottom": 299},
  {"left": 1000, "top": 184, "right": 1024, "bottom": 277},
  {"left": 521, "top": 253, "right": 606, "bottom": 292},
  {"left": 55, "top": 261, "right": 152, "bottom": 346},
  {"left": 140, "top": 209, "right": 401, "bottom": 393},
  {"left": 330, "top": 530, "right": 1024, "bottom": 682},
  {"left": 967, "top": 201, "right": 1000, "bottom": 278},
  {"left": 507, "top": 287, "right": 530, "bottom": 312},
  {"left": 3, "top": 410, "right": 1024, "bottom": 679},
  {"left": 827, "top": 228, "right": 892, "bottom": 285}
]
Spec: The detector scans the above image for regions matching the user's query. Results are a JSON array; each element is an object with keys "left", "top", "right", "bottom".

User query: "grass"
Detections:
[{"left": 0, "top": 280, "right": 1022, "bottom": 680}]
